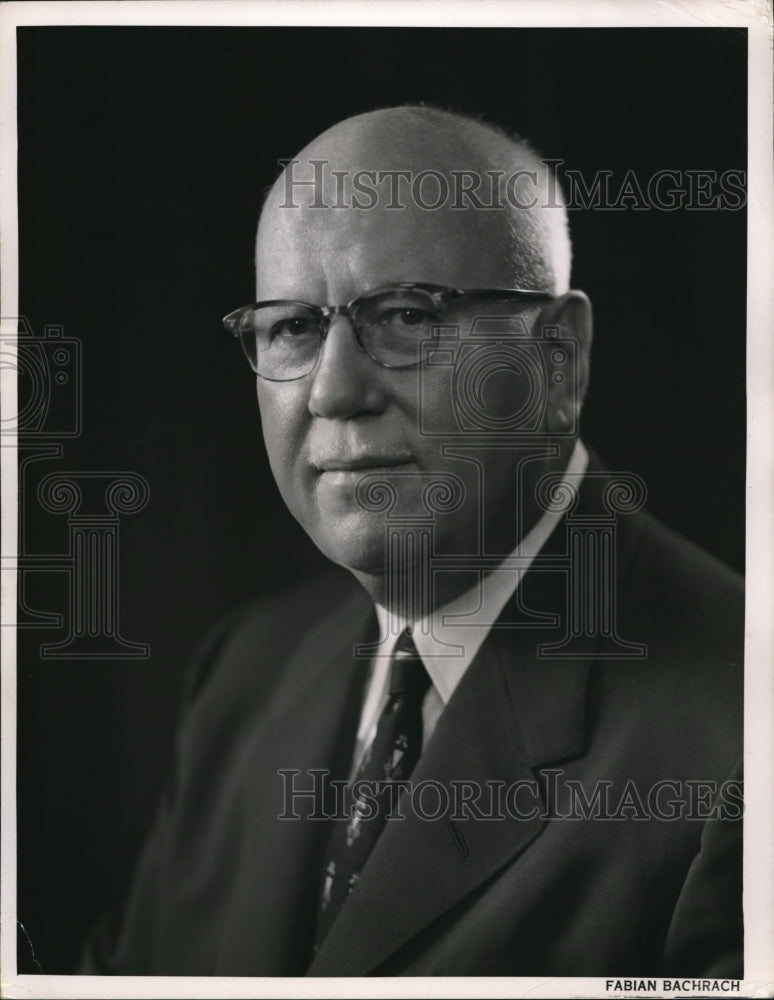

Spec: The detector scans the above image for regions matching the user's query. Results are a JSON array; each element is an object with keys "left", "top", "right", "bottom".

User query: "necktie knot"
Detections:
[{"left": 389, "top": 631, "right": 430, "bottom": 697}]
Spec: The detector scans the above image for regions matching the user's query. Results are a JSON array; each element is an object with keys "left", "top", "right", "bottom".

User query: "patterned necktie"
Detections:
[{"left": 314, "top": 629, "right": 431, "bottom": 949}]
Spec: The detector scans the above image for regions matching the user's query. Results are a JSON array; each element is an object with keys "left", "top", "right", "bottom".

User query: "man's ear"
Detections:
[{"left": 536, "top": 290, "right": 593, "bottom": 434}]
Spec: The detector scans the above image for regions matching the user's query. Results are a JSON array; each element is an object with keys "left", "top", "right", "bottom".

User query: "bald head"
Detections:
[
  {"left": 250, "top": 106, "right": 591, "bottom": 589},
  {"left": 257, "top": 105, "right": 571, "bottom": 297}
]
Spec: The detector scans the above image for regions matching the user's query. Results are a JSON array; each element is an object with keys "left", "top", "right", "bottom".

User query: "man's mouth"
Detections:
[{"left": 314, "top": 455, "right": 415, "bottom": 473}]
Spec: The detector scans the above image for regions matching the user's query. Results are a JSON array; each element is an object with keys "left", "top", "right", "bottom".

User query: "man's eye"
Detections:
[
  {"left": 381, "top": 307, "right": 432, "bottom": 327},
  {"left": 271, "top": 317, "right": 316, "bottom": 338}
]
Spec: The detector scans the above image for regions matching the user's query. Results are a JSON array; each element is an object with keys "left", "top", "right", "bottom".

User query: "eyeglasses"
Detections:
[{"left": 222, "top": 282, "right": 552, "bottom": 381}]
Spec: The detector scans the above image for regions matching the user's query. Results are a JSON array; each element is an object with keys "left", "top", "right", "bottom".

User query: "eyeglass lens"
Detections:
[{"left": 240, "top": 287, "right": 441, "bottom": 379}]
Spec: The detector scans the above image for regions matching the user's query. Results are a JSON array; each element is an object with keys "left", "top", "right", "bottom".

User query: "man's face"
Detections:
[{"left": 253, "top": 189, "right": 553, "bottom": 581}]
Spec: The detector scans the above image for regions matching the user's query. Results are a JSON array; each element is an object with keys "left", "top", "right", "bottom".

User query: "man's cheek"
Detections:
[
  {"left": 258, "top": 409, "right": 307, "bottom": 489},
  {"left": 259, "top": 431, "right": 307, "bottom": 526},
  {"left": 415, "top": 371, "right": 458, "bottom": 436}
]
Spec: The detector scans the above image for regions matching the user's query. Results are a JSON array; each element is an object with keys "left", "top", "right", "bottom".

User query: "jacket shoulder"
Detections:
[
  {"left": 182, "top": 567, "right": 368, "bottom": 709},
  {"left": 625, "top": 509, "right": 743, "bottom": 633},
  {"left": 605, "top": 509, "right": 744, "bottom": 771}
]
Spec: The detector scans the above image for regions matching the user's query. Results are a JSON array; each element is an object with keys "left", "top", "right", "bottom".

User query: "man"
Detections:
[{"left": 83, "top": 106, "right": 743, "bottom": 977}]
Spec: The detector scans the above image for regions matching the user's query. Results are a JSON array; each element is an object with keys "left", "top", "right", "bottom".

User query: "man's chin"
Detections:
[{"left": 311, "top": 525, "right": 392, "bottom": 578}]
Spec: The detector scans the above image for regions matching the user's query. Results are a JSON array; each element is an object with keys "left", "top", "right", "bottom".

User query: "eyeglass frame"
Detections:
[{"left": 222, "top": 281, "right": 554, "bottom": 381}]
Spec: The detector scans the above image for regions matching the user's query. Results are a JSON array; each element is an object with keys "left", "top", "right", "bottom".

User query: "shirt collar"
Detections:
[{"left": 374, "top": 439, "right": 589, "bottom": 705}]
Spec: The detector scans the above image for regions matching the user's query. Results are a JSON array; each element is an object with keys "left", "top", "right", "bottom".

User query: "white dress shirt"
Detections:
[{"left": 350, "top": 440, "right": 589, "bottom": 776}]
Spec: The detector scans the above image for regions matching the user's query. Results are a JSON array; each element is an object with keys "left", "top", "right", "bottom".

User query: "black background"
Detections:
[{"left": 16, "top": 26, "right": 746, "bottom": 973}]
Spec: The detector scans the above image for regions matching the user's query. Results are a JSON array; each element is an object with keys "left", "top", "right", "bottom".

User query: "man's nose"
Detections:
[{"left": 307, "top": 315, "right": 388, "bottom": 419}]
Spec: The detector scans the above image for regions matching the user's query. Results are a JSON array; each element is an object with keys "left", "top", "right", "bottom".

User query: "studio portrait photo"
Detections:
[{"left": 2, "top": 3, "right": 772, "bottom": 998}]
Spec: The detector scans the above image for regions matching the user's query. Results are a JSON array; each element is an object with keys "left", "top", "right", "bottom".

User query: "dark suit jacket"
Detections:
[{"left": 83, "top": 467, "right": 743, "bottom": 977}]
